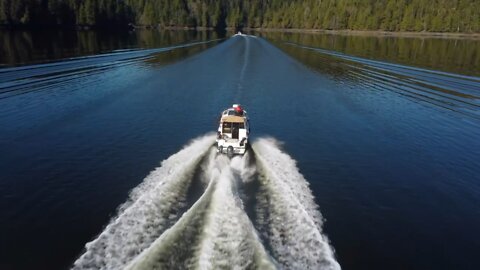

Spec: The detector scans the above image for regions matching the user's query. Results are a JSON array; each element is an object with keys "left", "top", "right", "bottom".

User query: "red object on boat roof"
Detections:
[{"left": 234, "top": 105, "right": 242, "bottom": 111}]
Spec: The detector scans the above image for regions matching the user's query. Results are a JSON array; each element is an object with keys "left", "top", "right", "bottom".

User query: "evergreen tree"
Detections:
[{"left": 0, "top": 0, "right": 478, "bottom": 33}]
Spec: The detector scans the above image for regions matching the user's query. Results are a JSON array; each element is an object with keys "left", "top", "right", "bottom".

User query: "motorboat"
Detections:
[{"left": 216, "top": 104, "right": 250, "bottom": 157}]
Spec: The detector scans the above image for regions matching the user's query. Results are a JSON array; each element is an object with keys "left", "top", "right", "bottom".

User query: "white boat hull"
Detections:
[
  {"left": 216, "top": 139, "right": 248, "bottom": 156},
  {"left": 216, "top": 104, "right": 250, "bottom": 157}
]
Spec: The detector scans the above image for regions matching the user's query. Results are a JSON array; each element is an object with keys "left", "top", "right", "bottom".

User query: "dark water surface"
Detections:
[
  {"left": 258, "top": 31, "right": 480, "bottom": 77},
  {"left": 0, "top": 29, "right": 223, "bottom": 67},
  {"left": 1, "top": 30, "right": 479, "bottom": 270}
]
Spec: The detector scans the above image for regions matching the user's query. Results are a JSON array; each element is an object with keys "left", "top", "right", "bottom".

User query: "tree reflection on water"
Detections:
[
  {"left": 260, "top": 31, "right": 480, "bottom": 77},
  {"left": 0, "top": 29, "right": 223, "bottom": 67}
]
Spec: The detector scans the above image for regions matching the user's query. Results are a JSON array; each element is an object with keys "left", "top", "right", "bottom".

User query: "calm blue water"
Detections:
[{"left": 0, "top": 33, "right": 479, "bottom": 269}]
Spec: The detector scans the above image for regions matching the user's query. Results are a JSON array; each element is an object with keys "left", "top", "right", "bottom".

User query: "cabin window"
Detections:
[
  {"left": 222, "top": 122, "right": 232, "bottom": 133},
  {"left": 222, "top": 122, "right": 244, "bottom": 134}
]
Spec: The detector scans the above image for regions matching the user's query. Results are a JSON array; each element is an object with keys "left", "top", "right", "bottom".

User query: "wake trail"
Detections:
[
  {"left": 240, "top": 36, "right": 250, "bottom": 82},
  {"left": 195, "top": 153, "right": 275, "bottom": 269},
  {"left": 0, "top": 40, "right": 220, "bottom": 80},
  {"left": 235, "top": 35, "right": 250, "bottom": 102},
  {"left": 126, "top": 152, "right": 276, "bottom": 270},
  {"left": 123, "top": 149, "right": 225, "bottom": 269},
  {"left": 252, "top": 138, "right": 341, "bottom": 270},
  {"left": 286, "top": 42, "right": 480, "bottom": 120},
  {"left": 73, "top": 135, "right": 340, "bottom": 270},
  {"left": 72, "top": 134, "right": 215, "bottom": 270},
  {"left": 0, "top": 39, "right": 221, "bottom": 100}
]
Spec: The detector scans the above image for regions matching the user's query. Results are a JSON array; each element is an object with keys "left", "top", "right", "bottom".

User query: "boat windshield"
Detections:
[{"left": 227, "top": 109, "right": 244, "bottom": 116}]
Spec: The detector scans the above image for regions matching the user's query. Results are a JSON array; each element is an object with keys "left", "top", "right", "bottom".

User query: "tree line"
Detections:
[{"left": 1, "top": 0, "right": 479, "bottom": 32}]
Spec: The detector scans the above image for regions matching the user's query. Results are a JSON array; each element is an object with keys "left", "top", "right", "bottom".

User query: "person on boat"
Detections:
[{"left": 234, "top": 105, "right": 244, "bottom": 116}]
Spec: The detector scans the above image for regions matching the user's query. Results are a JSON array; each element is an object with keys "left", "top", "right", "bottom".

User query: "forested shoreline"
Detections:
[{"left": 1, "top": 0, "right": 479, "bottom": 33}]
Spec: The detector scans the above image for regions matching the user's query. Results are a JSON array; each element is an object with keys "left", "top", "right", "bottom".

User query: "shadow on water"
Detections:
[{"left": 0, "top": 29, "right": 225, "bottom": 67}]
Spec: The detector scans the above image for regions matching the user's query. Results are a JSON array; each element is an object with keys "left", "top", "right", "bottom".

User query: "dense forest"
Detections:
[{"left": 0, "top": 0, "right": 479, "bottom": 32}]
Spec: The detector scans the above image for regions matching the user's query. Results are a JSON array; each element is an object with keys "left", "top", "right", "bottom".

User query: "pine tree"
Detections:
[
  {"left": 0, "top": 0, "right": 9, "bottom": 23},
  {"left": 0, "top": 0, "right": 478, "bottom": 33}
]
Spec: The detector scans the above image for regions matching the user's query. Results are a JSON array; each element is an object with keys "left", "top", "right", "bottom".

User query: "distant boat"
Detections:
[{"left": 216, "top": 104, "right": 250, "bottom": 157}]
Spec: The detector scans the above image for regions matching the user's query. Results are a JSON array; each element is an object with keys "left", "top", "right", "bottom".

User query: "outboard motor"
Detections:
[{"left": 227, "top": 146, "right": 234, "bottom": 158}]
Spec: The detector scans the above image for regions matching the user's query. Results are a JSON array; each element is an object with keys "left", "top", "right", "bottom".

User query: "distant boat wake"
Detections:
[
  {"left": 72, "top": 134, "right": 340, "bottom": 270},
  {"left": 287, "top": 42, "right": 480, "bottom": 120}
]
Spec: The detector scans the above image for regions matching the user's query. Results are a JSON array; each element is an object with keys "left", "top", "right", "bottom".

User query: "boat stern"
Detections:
[{"left": 216, "top": 138, "right": 248, "bottom": 156}]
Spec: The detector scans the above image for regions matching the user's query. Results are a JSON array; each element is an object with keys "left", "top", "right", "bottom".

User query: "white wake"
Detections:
[
  {"left": 72, "top": 134, "right": 215, "bottom": 270},
  {"left": 125, "top": 153, "right": 276, "bottom": 270},
  {"left": 194, "top": 153, "right": 275, "bottom": 269},
  {"left": 253, "top": 138, "right": 341, "bottom": 270},
  {"left": 72, "top": 135, "right": 340, "bottom": 270}
]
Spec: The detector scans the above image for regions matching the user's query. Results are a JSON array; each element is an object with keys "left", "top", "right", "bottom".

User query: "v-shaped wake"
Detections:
[{"left": 72, "top": 134, "right": 340, "bottom": 270}]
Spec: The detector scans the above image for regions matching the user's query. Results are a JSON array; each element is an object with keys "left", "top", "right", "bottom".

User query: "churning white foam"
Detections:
[
  {"left": 72, "top": 134, "right": 215, "bottom": 270},
  {"left": 253, "top": 138, "right": 341, "bottom": 270},
  {"left": 194, "top": 154, "right": 276, "bottom": 269},
  {"left": 126, "top": 154, "right": 275, "bottom": 270},
  {"left": 123, "top": 149, "right": 226, "bottom": 269},
  {"left": 73, "top": 135, "right": 340, "bottom": 270}
]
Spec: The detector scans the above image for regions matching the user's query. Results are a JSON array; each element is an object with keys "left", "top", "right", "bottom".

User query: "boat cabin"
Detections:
[{"left": 216, "top": 104, "right": 249, "bottom": 156}]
